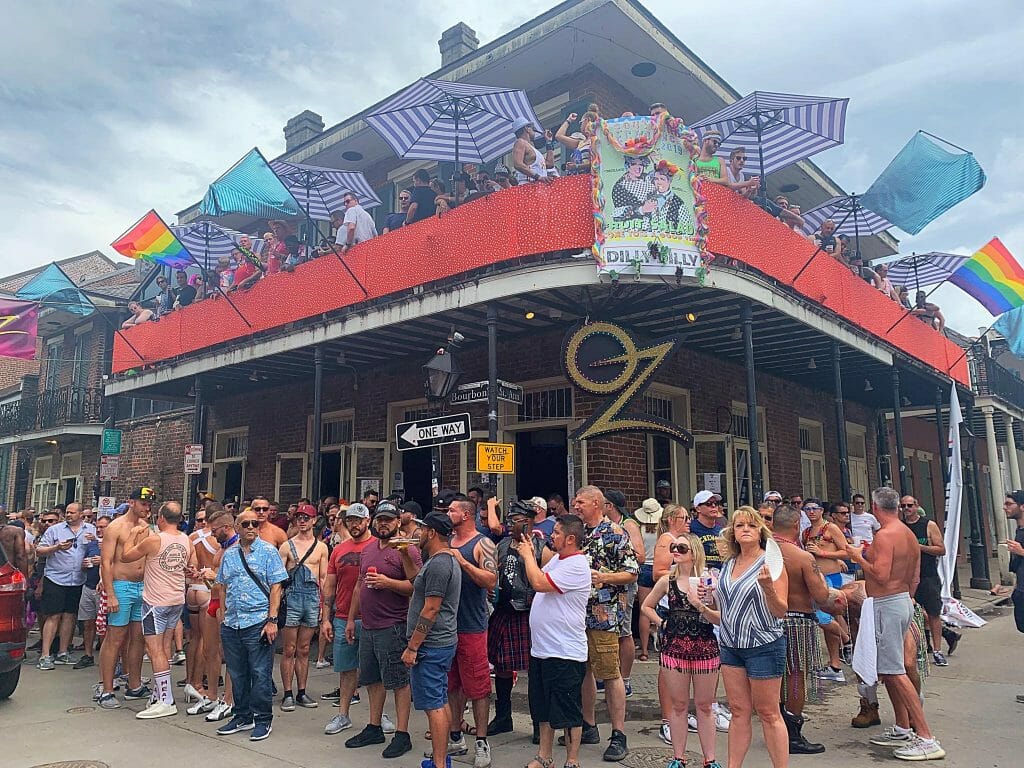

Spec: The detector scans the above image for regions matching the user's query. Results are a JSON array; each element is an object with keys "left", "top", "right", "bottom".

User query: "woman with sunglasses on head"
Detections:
[
  {"left": 692, "top": 506, "right": 789, "bottom": 768},
  {"left": 643, "top": 533, "right": 722, "bottom": 768}
]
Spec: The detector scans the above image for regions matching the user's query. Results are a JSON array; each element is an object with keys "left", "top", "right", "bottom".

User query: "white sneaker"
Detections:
[
  {"left": 687, "top": 714, "right": 698, "bottom": 732},
  {"left": 714, "top": 710, "right": 731, "bottom": 732},
  {"left": 815, "top": 667, "right": 846, "bottom": 683},
  {"left": 713, "top": 702, "right": 732, "bottom": 720},
  {"left": 381, "top": 713, "right": 396, "bottom": 734},
  {"left": 136, "top": 701, "right": 178, "bottom": 719},
  {"left": 870, "top": 726, "right": 915, "bottom": 746},
  {"left": 659, "top": 722, "right": 671, "bottom": 744},
  {"left": 187, "top": 696, "right": 215, "bottom": 716},
  {"left": 893, "top": 736, "right": 946, "bottom": 761},
  {"left": 474, "top": 739, "right": 492, "bottom": 768},
  {"left": 315, "top": 660, "right": 332, "bottom": 669},
  {"left": 205, "top": 700, "right": 233, "bottom": 722}
]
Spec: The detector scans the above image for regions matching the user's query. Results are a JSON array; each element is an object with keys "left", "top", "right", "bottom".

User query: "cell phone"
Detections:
[{"left": 260, "top": 632, "right": 272, "bottom": 646}]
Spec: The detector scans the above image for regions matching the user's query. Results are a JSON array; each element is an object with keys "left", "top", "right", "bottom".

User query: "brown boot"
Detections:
[{"left": 851, "top": 697, "right": 881, "bottom": 728}]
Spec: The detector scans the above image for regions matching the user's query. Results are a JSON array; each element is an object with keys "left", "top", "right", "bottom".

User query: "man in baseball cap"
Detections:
[
  {"left": 413, "top": 510, "right": 454, "bottom": 538},
  {"left": 691, "top": 490, "right": 725, "bottom": 570},
  {"left": 654, "top": 479, "right": 673, "bottom": 505},
  {"left": 130, "top": 486, "right": 156, "bottom": 501}
]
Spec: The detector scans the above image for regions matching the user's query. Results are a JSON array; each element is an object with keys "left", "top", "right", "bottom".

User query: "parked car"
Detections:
[{"left": 0, "top": 533, "right": 27, "bottom": 700}]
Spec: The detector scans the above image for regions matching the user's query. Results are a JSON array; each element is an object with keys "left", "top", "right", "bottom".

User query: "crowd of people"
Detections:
[{"left": 3, "top": 474, "right": 1000, "bottom": 767}]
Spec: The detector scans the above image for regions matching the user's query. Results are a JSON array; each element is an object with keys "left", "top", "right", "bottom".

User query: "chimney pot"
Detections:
[
  {"left": 283, "top": 110, "right": 325, "bottom": 152},
  {"left": 439, "top": 22, "right": 479, "bottom": 67}
]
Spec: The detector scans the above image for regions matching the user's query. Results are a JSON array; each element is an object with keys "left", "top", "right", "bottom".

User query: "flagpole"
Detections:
[
  {"left": 50, "top": 263, "right": 149, "bottom": 365},
  {"left": 154, "top": 213, "right": 254, "bottom": 329},
  {"left": 256, "top": 148, "right": 369, "bottom": 297}
]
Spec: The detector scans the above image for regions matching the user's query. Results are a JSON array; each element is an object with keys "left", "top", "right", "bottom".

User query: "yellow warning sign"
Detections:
[{"left": 476, "top": 442, "right": 515, "bottom": 474}]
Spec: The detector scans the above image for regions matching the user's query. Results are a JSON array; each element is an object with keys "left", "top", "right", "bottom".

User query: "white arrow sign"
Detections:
[
  {"left": 395, "top": 413, "right": 472, "bottom": 451},
  {"left": 401, "top": 419, "right": 467, "bottom": 447}
]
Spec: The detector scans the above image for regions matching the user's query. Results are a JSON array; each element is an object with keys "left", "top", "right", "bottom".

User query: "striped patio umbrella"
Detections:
[
  {"left": 878, "top": 252, "right": 968, "bottom": 292},
  {"left": 691, "top": 90, "right": 849, "bottom": 194},
  {"left": 269, "top": 160, "right": 381, "bottom": 221},
  {"left": 800, "top": 194, "right": 892, "bottom": 258},
  {"left": 364, "top": 78, "right": 541, "bottom": 167},
  {"left": 170, "top": 221, "right": 264, "bottom": 270}
]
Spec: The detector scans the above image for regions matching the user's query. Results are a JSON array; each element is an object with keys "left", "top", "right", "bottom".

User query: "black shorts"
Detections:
[
  {"left": 1012, "top": 590, "right": 1024, "bottom": 634},
  {"left": 528, "top": 655, "right": 586, "bottom": 730},
  {"left": 41, "top": 578, "right": 84, "bottom": 616},
  {"left": 914, "top": 575, "right": 942, "bottom": 618}
]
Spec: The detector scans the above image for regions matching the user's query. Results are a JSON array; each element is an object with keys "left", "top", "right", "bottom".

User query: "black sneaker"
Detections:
[
  {"left": 943, "top": 626, "right": 961, "bottom": 656},
  {"left": 124, "top": 685, "right": 152, "bottom": 701},
  {"left": 381, "top": 730, "right": 412, "bottom": 758},
  {"left": 345, "top": 723, "right": 386, "bottom": 748},
  {"left": 603, "top": 729, "right": 628, "bottom": 762},
  {"left": 321, "top": 688, "right": 341, "bottom": 701},
  {"left": 560, "top": 722, "right": 599, "bottom": 746},
  {"left": 72, "top": 655, "right": 94, "bottom": 670}
]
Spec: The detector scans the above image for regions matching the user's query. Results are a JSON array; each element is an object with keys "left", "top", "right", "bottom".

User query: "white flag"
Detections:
[{"left": 938, "top": 384, "right": 963, "bottom": 601}]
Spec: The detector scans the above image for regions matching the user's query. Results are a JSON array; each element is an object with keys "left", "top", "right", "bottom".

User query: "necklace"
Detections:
[{"left": 773, "top": 534, "right": 800, "bottom": 547}]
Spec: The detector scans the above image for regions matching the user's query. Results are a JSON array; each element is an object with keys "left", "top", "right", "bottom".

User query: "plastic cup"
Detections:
[{"left": 852, "top": 536, "right": 863, "bottom": 547}]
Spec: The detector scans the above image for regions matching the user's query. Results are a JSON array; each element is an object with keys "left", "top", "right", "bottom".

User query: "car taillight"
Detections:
[{"left": 0, "top": 568, "right": 25, "bottom": 592}]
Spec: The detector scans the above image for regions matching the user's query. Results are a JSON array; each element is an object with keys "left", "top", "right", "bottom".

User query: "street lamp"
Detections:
[{"left": 423, "top": 332, "right": 464, "bottom": 403}]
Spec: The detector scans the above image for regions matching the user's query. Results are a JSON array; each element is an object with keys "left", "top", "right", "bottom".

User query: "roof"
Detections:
[
  {"left": 0, "top": 251, "right": 118, "bottom": 294},
  {"left": 80, "top": 265, "right": 145, "bottom": 300}
]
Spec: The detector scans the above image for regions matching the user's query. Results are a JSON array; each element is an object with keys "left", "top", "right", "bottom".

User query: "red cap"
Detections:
[{"left": 293, "top": 503, "right": 317, "bottom": 518}]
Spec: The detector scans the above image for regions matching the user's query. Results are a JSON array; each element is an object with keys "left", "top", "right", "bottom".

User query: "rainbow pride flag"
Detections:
[
  {"left": 111, "top": 210, "right": 192, "bottom": 268},
  {"left": 948, "top": 238, "right": 1024, "bottom": 316}
]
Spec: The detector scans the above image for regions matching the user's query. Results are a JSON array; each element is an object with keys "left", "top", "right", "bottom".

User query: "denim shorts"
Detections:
[
  {"left": 638, "top": 564, "right": 655, "bottom": 589},
  {"left": 284, "top": 587, "right": 320, "bottom": 628},
  {"left": 333, "top": 618, "right": 361, "bottom": 673},
  {"left": 719, "top": 635, "right": 787, "bottom": 679},
  {"left": 410, "top": 644, "right": 456, "bottom": 712}
]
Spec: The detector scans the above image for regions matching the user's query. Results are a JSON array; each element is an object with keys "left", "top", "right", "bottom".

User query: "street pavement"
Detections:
[{"left": 4, "top": 588, "right": 1019, "bottom": 768}]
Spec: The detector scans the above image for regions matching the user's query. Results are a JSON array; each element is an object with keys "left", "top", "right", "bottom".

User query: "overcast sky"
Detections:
[{"left": 2, "top": 0, "right": 1021, "bottom": 335}]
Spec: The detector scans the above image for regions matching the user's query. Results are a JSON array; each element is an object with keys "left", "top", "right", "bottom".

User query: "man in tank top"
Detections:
[{"left": 122, "top": 501, "right": 196, "bottom": 719}]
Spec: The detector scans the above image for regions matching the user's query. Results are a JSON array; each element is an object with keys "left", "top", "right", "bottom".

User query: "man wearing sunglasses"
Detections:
[
  {"left": 252, "top": 496, "right": 287, "bottom": 550},
  {"left": 690, "top": 491, "right": 725, "bottom": 572},
  {"left": 900, "top": 497, "right": 955, "bottom": 666},
  {"left": 331, "top": 195, "right": 378, "bottom": 253},
  {"left": 98, "top": 487, "right": 156, "bottom": 708},
  {"left": 35, "top": 501, "right": 96, "bottom": 670},
  {"left": 850, "top": 493, "right": 881, "bottom": 544}
]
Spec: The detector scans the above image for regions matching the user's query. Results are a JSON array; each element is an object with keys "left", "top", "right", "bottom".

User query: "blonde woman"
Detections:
[
  {"left": 690, "top": 506, "right": 789, "bottom": 768},
  {"left": 642, "top": 533, "right": 721, "bottom": 768},
  {"left": 653, "top": 505, "right": 691, "bottom": 580}
]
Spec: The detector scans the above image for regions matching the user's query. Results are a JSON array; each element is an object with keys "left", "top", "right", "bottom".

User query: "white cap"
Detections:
[
  {"left": 693, "top": 490, "right": 722, "bottom": 507},
  {"left": 528, "top": 496, "right": 548, "bottom": 511}
]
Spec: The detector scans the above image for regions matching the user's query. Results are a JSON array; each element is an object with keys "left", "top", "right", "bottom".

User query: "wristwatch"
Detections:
[{"left": 267, "top": 616, "right": 278, "bottom": 622}]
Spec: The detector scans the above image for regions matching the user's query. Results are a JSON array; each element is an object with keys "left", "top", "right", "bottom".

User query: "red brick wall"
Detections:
[{"left": 111, "top": 410, "right": 195, "bottom": 505}]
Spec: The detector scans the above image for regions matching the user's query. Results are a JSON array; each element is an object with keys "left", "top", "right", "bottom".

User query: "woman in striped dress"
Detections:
[
  {"left": 690, "top": 506, "right": 790, "bottom": 767},
  {"left": 642, "top": 533, "right": 721, "bottom": 768}
]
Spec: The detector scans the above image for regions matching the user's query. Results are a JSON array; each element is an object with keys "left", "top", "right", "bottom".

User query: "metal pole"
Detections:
[
  {"left": 852, "top": 195, "right": 862, "bottom": 262},
  {"left": 487, "top": 305, "right": 499, "bottom": 443},
  {"left": 755, "top": 111, "right": 767, "bottom": 201},
  {"left": 741, "top": 302, "right": 763, "bottom": 502},
  {"left": 891, "top": 368, "right": 908, "bottom": 493},
  {"left": 964, "top": 397, "right": 992, "bottom": 589},
  {"left": 188, "top": 377, "right": 204, "bottom": 517},
  {"left": 311, "top": 346, "right": 324, "bottom": 503},
  {"left": 877, "top": 411, "right": 892, "bottom": 488},
  {"left": 982, "top": 405, "right": 1011, "bottom": 583},
  {"left": 833, "top": 342, "right": 851, "bottom": 501}
]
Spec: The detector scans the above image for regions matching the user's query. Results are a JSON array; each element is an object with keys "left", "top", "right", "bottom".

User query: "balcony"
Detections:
[
  {"left": 0, "top": 386, "right": 106, "bottom": 438},
  {"left": 971, "top": 354, "right": 1024, "bottom": 408}
]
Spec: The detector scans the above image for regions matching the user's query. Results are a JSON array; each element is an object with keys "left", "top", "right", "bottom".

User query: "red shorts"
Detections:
[{"left": 448, "top": 631, "right": 492, "bottom": 700}]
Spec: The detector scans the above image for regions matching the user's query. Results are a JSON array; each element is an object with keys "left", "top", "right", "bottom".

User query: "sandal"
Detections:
[
  {"left": 526, "top": 757, "right": 554, "bottom": 768},
  {"left": 637, "top": 653, "right": 650, "bottom": 662}
]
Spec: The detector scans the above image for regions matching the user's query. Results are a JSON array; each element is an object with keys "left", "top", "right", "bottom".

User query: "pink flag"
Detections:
[{"left": 0, "top": 298, "right": 38, "bottom": 360}]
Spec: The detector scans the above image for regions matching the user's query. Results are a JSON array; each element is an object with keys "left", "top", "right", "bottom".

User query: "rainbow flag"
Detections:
[
  {"left": 111, "top": 210, "right": 192, "bottom": 268},
  {"left": 948, "top": 238, "right": 1024, "bottom": 316}
]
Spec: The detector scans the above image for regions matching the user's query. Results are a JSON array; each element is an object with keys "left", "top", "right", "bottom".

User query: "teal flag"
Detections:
[{"left": 16, "top": 263, "right": 93, "bottom": 316}]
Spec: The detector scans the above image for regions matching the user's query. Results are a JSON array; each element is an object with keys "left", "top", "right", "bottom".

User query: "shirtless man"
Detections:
[
  {"left": 846, "top": 487, "right": 945, "bottom": 761},
  {"left": 184, "top": 505, "right": 223, "bottom": 715},
  {"left": 97, "top": 487, "right": 155, "bottom": 709},
  {"left": 0, "top": 521, "right": 28, "bottom": 577},
  {"left": 253, "top": 496, "right": 287, "bottom": 550},
  {"left": 773, "top": 504, "right": 845, "bottom": 754},
  {"left": 279, "top": 504, "right": 329, "bottom": 710},
  {"left": 801, "top": 499, "right": 851, "bottom": 679}
]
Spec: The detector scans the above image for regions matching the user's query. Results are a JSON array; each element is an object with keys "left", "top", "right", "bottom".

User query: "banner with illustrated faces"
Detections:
[{"left": 592, "top": 113, "right": 709, "bottom": 278}]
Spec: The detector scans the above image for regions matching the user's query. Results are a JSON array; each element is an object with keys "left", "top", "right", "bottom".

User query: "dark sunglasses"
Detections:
[
  {"left": 899, "top": 504, "right": 916, "bottom": 509},
  {"left": 669, "top": 542, "right": 691, "bottom": 555},
  {"left": 294, "top": 515, "right": 312, "bottom": 522},
  {"left": 238, "top": 520, "right": 260, "bottom": 529},
  {"left": 252, "top": 506, "right": 270, "bottom": 512},
  {"left": 701, "top": 501, "right": 721, "bottom": 507},
  {"left": 195, "top": 517, "right": 206, "bottom": 523},
  {"left": 762, "top": 515, "right": 774, "bottom": 522}
]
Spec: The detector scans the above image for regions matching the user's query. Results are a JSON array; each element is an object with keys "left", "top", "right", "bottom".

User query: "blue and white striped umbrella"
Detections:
[
  {"left": 878, "top": 252, "right": 968, "bottom": 291},
  {"left": 365, "top": 78, "right": 541, "bottom": 165},
  {"left": 691, "top": 91, "right": 849, "bottom": 178},
  {"left": 171, "top": 221, "right": 264, "bottom": 270},
  {"left": 270, "top": 160, "right": 381, "bottom": 220},
  {"left": 800, "top": 195, "right": 892, "bottom": 237}
]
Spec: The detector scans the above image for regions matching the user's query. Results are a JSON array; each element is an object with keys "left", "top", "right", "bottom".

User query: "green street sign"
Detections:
[{"left": 101, "top": 428, "right": 123, "bottom": 456}]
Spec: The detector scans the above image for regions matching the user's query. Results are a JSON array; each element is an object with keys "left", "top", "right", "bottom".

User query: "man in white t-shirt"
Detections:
[
  {"left": 515, "top": 514, "right": 591, "bottom": 768},
  {"left": 850, "top": 493, "right": 881, "bottom": 543},
  {"left": 332, "top": 194, "right": 378, "bottom": 251}
]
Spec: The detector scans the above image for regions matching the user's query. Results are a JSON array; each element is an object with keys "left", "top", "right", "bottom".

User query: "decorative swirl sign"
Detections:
[{"left": 562, "top": 321, "right": 693, "bottom": 446}]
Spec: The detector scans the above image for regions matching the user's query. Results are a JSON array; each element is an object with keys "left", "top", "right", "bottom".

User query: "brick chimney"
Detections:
[
  {"left": 439, "top": 22, "right": 479, "bottom": 67},
  {"left": 283, "top": 110, "right": 325, "bottom": 152}
]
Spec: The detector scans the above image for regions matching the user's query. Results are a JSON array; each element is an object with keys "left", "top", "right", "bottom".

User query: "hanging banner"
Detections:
[
  {"left": 592, "top": 113, "right": 709, "bottom": 278},
  {"left": 0, "top": 298, "right": 39, "bottom": 360}
]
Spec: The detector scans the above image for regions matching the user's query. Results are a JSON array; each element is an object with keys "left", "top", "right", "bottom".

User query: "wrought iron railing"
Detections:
[
  {"left": 970, "top": 354, "right": 1024, "bottom": 408},
  {"left": 0, "top": 386, "right": 106, "bottom": 437}
]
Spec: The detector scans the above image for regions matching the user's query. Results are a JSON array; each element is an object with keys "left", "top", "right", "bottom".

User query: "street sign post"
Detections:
[
  {"left": 450, "top": 379, "right": 524, "bottom": 406},
  {"left": 184, "top": 444, "right": 204, "bottom": 474},
  {"left": 98, "top": 496, "right": 116, "bottom": 514},
  {"left": 101, "top": 428, "right": 122, "bottom": 455},
  {"left": 476, "top": 442, "right": 515, "bottom": 473},
  {"left": 396, "top": 413, "right": 472, "bottom": 451},
  {"left": 99, "top": 455, "right": 119, "bottom": 481}
]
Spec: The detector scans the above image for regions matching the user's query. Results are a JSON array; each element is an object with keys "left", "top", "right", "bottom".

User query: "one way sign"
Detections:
[{"left": 396, "top": 412, "right": 472, "bottom": 451}]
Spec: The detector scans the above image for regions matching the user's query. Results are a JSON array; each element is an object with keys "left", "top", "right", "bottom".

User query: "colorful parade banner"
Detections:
[
  {"left": 0, "top": 298, "right": 39, "bottom": 360},
  {"left": 592, "top": 113, "right": 708, "bottom": 278}
]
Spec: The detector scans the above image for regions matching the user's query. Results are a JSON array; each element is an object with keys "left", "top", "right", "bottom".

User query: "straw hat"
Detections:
[{"left": 634, "top": 498, "right": 664, "bottom": 525}]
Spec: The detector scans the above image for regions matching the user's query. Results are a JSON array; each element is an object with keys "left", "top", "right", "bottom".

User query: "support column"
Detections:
[
  {"left": 487, "top": 305, "right": 499, "bottom": 444},
  {"left": 1004, "top": 413, "right": 1021, "bottom": 492},
  {"left": 964, "top": 398, "right": 991, "bottom": 589},
  {"left": 741, "top": 302, "right": 763, "bottom": 503},
  {"left": 891, "top": 368, "right": 908, "bottom": 493},
  {"left": 188, "top": 377, "right": 204, "bottom": 517},
  {"left": 833, "top": 342, "right": 851, "bottom": 501},
  {"left": 876, "top": 412, "right": 892, "bottom": 488},
  {"left": 982, "top": 406, "right": 1011, "bottom": 583},
  {"left": 311, "top": 346, "right": 324, "bottom": 503},
  {"left": 935, "top": 386, "right": 948, "bottom": 486}
]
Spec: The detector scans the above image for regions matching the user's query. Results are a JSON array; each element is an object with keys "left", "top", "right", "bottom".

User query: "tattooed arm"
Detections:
[{"left": 452, "top": 536, "right": 498, "bottom": 590}]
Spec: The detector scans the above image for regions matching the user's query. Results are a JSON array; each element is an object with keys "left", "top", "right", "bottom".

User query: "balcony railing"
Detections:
[
  {"left": 971, "top": 354, "right": 1024, "bottom": 408},
  {"left": 0, "top": 386, "right": 106, "bottom": 437}
]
